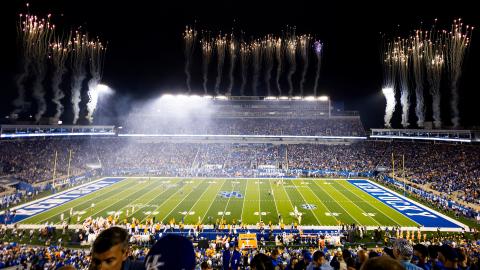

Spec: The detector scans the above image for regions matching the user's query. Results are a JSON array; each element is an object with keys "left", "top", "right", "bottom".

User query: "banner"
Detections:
[{"left": 238, "top": 233, "right": 257, "bottom": 249}]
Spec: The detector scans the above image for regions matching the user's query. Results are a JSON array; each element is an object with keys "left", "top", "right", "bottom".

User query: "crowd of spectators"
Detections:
[
  {"left": 1, "top": 138, "right": 479, "bottom": 207},
  {"left": 121, "top": 117, "right": 367, "bottom": 137},
  {"left": 1, "top": 221, "right": 480, "bottom": 269}
]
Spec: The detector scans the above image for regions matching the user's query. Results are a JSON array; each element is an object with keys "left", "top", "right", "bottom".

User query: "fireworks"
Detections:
[
  {"left": 251, "top": 40, "right": 262, "bottom": 96},
  {"left": 424, "top": 37, "right": 444, "bottom": 128},
  {"left": 381, "top": 19, "right": 473, "bottom": 128},
  {"left": 70, "top": 31, "right": 89, "bottom": 124},
  {"left": 14, "top": 13, "right": 55, "bottom": 121},
  {"left": 201, "top": 35, "right": 213, "bottom": 94},
  {"left": 239, "top": 41, "right": 250, "bottom": 96},
  {"left": 50, "top": 36, "right": 71, "bottom": 121},
  {"left": 262, "top": 35, "right": 275, "bottom": 96},
  {"left": 183, "top": 26, "right": 197, "bottom": 93},
  {"left": 86, "top": 37, "right": 107, "bottom": 124},
  {"left": 226, "top": 34, "right": 237, "bottom": 96},
  {"left": 180, "top": 25, "right": 323, "bottom": 97},
  {"left": 274, "top": 37, "right": 283, "bottom": 95},
  {"left": 214, "top": 34, "right": 226, "bottom": 95},
  {"left": 445, "top": 19, "right": 472, "bottom": 128},
  {"left": 298, "top": 34, "right": 311, "bottom": 96},
  {"left": 395, "top": 38, "right": 411, "bottom": 128},
  {"left": 382, "top": 37, "right": 397, "bottom": 128},
  {"left": 411, "top": 30, "right": 425, "bottom": 127},
  {"left": 312, "top": 40, "right": 323, "bottom": 97},
  {"left": 286, "top": 31, "right": 297, "bottom": 97},
  {"left": 12, "top": 4, "right": 108, "bottom": 124}
]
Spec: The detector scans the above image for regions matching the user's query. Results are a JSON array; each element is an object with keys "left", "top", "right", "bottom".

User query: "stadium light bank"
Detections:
[{"left": 158, "top": 94, "right": 330, "bottom": 101}]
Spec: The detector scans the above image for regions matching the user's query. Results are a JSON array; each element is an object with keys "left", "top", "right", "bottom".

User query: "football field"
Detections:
[{"left": 13, "top": 177, "right": 464, "bottom": 230}]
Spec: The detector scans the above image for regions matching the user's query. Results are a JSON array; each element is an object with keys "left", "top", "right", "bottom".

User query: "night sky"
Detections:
[{"left": 1, "top": 0, "right": 479, "bottom": 128}]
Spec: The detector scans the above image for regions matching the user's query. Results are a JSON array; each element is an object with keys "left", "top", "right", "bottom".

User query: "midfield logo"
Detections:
[
  {"left": 219, "top": 191, "right": 243, "bottom": 198},
  {"left": 301, "top": 204, "right": 317, "bottom": 210}
]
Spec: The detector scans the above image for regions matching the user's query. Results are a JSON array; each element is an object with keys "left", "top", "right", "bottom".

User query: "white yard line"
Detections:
[
  {"left": 240, "top": 179, "right": 248, "bottom": 223},
  {"left": 312, "top": 180, "right": 371, "bottom": 226},
  {"left": 201, "top": 180, "right": 229, "bottom": 223},
  {"left": 116, "top": 180, "right": 178, "bottom": 220},
  {"left": 268, "top": 180, "right": 281, "bottom": 223},
  {"left": 81, "top": 181, "right": 159, "bottom": 222},
  {"left": 220, "top": 181, "right": 238, "bottom": 222},
  {"left": 153, "top": 180, "right": 204, "bottom": 223},
  {"left": 257, "top": 179, "right": 262, "bottom": 223},
  {"left": 290, "top": 180, "right": 322, "bottom": 225},
  {"left": 29, "top": 179, "right": 133, "bottom": 224}
]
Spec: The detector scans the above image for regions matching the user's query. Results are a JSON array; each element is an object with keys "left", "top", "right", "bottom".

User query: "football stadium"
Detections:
[{"left": 1, "top": 2, "right": 479, "bottom": 269}]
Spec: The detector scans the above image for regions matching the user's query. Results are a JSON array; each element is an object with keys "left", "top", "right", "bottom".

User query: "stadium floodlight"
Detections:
[
  {"left": 215, "top": 95, "right": 227, "bottom": 100},
  {"left": 292, "top": 96, "right": 302, "bottom": 100},
  {"left": 96, "top": 84, "right": 114, "bottom": 95},
  {"left": 304, "top": 96, "right": 316, "bottom": 101},
  {"left": 58, "top": 120, "right": 63, "bottom": 125},
  {"left": 265, "top": 96, "right": 278, "bottom": 100},
  {"left": 162, "top": 94, "right": 174, "bottom": 99},
  {"left": 203, "top": 95, "right": 213, "bottom": 99},
  {"left": 317, "top": 96, "right": 329, "bottom": 101},
  {"left": 279, "top": 96, "right": 289, "bottom": 100}
]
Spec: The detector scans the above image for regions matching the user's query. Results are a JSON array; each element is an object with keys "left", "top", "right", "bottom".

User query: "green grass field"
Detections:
[{"left": 20, "top": 178, "right": 419, "bottom": 227}]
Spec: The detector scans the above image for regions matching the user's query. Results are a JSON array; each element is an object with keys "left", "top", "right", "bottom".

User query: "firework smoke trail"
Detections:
[
  {"left": 183, "top": 26, "right": 196, "bottom": 93},
  {"left": 445, "top": 19, "right": 472, "bottom": 128},
  {"left": 239, "top": 42, "right": 250, "bottom": 96},
  {"left": 50, "top": 36, "right": 71, "bottom": 121},
  {"left": 298, "top": 34, "right": 311, "bottom": 96},
  {"left": 251, "top": 40, "right": 261, "bottom": 96},
  {"left": 13, "top": 14, "right": 32, "bottom": 115},
  {"left": 382, "top": 87, "right": 396, "bottom": 128},
  {"left": 262, "top": 35, "right": 275, "bottom": 96},
  {"left": 424, "top": 37, "right": 445, "bottom": 129},
  {"left": 214, "top": 34, "right": 226, "bottom": 95},
  {"left": 312, "top": 40, "right": 323, "bottom": 97},
  {"left": 226, "top": 35, "right": 237, "bottom": 96},
  {"left": 201, "top": 36, "right": 213, "bottom": 94},
  {"left": 411, "top": 31, "right": 426, "bottom": 127},
  {"left": 86, "top": 38, "right": 106, "bottom": 124},
  {"left": 286, "top": 34, "right": 297, "bottom": 96},
  {"left": 14, "top": 13, "right": 54, "bottom": 120},
  {"left": 395, "top": 39, "right": 411, "bottom": 128},
  {"left": 32, "top": 15, "right": 54, "bottom": 122},
  {"left": 274, "top": 37, "right": 283, "bottom": 95},
  {"left": 70, "top": 31, "right": 88, "bottom": 124},
  {"left": 382, "top": 41, "right": 397, "bottom": 128}
]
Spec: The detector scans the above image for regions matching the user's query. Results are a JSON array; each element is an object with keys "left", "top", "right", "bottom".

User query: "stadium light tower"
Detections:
[
  {"left": 96, "top": 84, "right": 114, "bottom": 96},
  {"left": 317, "top": 96, "right": 329, "bottom": 101}
]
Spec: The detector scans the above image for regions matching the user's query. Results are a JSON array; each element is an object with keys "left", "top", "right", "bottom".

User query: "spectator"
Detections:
[
  {"left": 437, "top": 244, "right": 458, "bottom": 270},
  {"left": 90, "top": 226, "right": 144, "bottom": 270},
  {"left": 392, "top": 238, "right": 423, "bottom": 270},
  {"left": 412, "top": 244, "right": 429, "bottom": 270},
  {"left": 307, "top": 251, "right": 333, "bottom": 270},
  {"left": 222, "top": 243, "right": 241, "bottom": 270},
  {"left": 360, "top": 256, "right": 405, "bottom": 270},
  {"left": 250, "top": 253, "right": 274, "bottom": 270}
]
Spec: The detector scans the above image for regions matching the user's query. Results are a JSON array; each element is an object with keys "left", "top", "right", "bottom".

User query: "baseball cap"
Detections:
[{"left": 145, "top": 234, "right": 195, "bottom": 270}]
